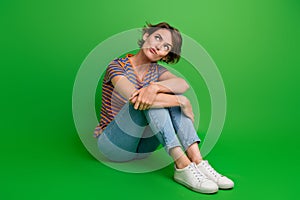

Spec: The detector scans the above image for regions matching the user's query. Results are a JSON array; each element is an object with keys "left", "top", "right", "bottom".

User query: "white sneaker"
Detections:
[
  {"left": 197, "top": 160, "right": 234, "bottom": 189},
  {"left": 174, "top": 162, "right": 218, "bottom": 194}
]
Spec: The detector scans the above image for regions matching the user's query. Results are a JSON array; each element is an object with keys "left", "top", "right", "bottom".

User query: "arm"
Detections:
[
  {"left": 112, "top": 75, "right": 195, "bottom": 122},
  {"left": 111, "top": 75, "right": 137, "bottom": 100},
  {"left": 110, "top": 67, "right": 191, "bottom": 118},
  {"left": 130, "top": 93, "right": 195, "bottom": 122},
  {"left": 154, "top": 71, "right": 190, "bottom": 94},
  {"left": 148, "top": 93, "right": 185, "bottom": 108},
  {"left": 129, "top": 71, "right": 190, "bottom": 110}
]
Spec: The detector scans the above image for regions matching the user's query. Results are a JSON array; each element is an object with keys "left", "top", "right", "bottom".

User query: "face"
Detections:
[{"left": 141, "top": 29, "right": 173, "bottom": 62}]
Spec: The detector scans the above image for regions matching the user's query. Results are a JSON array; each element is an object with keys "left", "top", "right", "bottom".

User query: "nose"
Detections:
[
  {"left": 155, "top": 43, "right": 163, "bottom": 51},
  {"left": 155, "top": 45, "right": 160, "bottom": 51}
]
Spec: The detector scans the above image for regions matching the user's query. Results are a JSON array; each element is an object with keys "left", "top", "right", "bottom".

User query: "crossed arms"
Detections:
[{"left": 111, "top": 71, "right": 195, "bottom": 122}]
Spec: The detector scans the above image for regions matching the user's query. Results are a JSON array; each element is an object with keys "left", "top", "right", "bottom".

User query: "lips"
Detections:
[{"left": 149, "top": 48, "right": 157, "bottom": 54}]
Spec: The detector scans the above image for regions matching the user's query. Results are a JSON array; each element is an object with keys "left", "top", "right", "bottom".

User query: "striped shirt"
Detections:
[{"left": 95, "top": 54, "right": 168, "bottom": 136}]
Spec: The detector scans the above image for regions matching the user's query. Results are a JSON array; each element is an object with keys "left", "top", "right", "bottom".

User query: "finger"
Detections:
[
  {"left": 144, "top": 102, "right": 151, "bottom": 110},
  {"left": 137, "top": 92, "right": 144, "bottom": 98},
  {"left": 142, "top": 102, "right": 147, "bottom": 110},
  {"left": 129, "top": 94, "right": 137, "bottom": 101},
  {"left": 134, "top": 97, "right": 141, "bottom": 109},
  {"left": 143, "top": 103, "right": 150, "bottom": 110},
  {"left": 134, "top": 98, "right": 140, "bottom": 109},
  {"left": 140, "top": 102, "right": 147, "bottom": 110},
  {"left": 130, "top": 96, "right": 137, "bottom": 104},
  {"left": 139, "top": 103, "right": 145, "bottom": 110},
  {"left": 134, "top": 102, "right": 140, "bottom": 110},
  {"left": 130, "top": 90, "right": 140, "bottom": 99},
  {"left": 138, "top": 102, "right": 143, "bottom": 110},
  {"left": 129, "top": 98, "right": 134, "bottom": 104},
  {"left": 145, "top": 104, "right": 151, "bottom": 110}
]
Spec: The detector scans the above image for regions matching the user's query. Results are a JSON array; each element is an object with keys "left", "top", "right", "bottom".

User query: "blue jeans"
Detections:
[{"left": 97, "top": 102, "right": 200, "bottom": 162}]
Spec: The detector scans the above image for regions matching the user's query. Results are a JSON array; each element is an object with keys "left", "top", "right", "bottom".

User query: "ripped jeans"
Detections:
[{"left": 97, "top": 102, "right": 200, "bottom": 162}]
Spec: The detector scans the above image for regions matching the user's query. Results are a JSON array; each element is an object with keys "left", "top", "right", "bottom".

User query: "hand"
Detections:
[
  {"left": 129, "top": 82, "right": 160, "bottom": 110},
  {"left": 180, "top": 96, "right": 195, "bottom": 123}
]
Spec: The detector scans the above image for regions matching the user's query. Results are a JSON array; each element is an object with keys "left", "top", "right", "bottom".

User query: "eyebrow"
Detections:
[{"left": 157, "top": 33, "right": 173, "bottom": 48}]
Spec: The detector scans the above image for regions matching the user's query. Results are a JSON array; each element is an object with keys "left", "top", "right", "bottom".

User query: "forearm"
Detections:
[
  {"left": 153, "top": 78, "right": 189, "bottom": 94},
  {"left": 150, "top": 93, "right": 187, "bottom": 108},
  {"left": 112, "top": 76, "right": 137, "bottom": 100}
]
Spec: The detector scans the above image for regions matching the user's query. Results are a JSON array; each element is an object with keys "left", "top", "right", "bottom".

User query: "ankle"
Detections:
[
  {"left": 187, "top": 156, "right": 203, "bottom": 165},
  {"left": 193, "top": 158, "right": 203, "bottom": 165},
  {"left": 176, "top": 161, "right": 191, "bottom": 169},
  {"left": 175, "top": 157, "right": 191, "bottom": 169}
]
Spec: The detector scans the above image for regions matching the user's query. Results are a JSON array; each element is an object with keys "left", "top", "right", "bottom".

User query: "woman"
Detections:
[{"left": 94, "top": 22, "right": 234, "bottom": 194}]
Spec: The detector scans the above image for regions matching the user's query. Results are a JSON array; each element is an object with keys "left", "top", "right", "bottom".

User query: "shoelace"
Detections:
[
  {"left": 189, "top": 163, "right": 208, "bottom": 182},
  {"left": 202, "top": 161, "right": 222, "bottom": 179}
]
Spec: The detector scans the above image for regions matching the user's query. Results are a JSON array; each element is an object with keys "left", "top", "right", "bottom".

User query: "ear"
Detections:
[{"left": 143, "top": 33, "right": 149, "bottom": 41}]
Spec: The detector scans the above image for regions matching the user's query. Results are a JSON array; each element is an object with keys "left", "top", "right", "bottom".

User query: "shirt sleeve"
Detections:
[
  {"left": 104, "top": 60, "right": 125, "bottom": 83},
  {"left": 157, "top": 64, "right": 169, "bottom": 79}
]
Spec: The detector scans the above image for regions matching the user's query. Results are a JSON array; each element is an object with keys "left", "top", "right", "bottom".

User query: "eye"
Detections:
[
  {"left": 154, "top": 35, "right": 161, "bottom": 41},
  {"left": 163, "top": 44, "right": 170, "bottom": 51}
]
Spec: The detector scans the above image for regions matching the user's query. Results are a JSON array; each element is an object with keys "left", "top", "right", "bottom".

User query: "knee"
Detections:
[
  {"left": 169, "top": 106, "right": 193, "bottom": 126},
  {"left": 145, "top": 107, "right": 169, "bottom": 118},
  {"left": 126, "top": 103, "right": 148, "bottom": 126},
  {"left": 144, "top": 108, "right": 170, "bottom": 129}
]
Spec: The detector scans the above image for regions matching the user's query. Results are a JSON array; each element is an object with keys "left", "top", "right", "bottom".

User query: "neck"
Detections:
[{"left": 129, "top": 49, "right": 153, "bottom": 69}]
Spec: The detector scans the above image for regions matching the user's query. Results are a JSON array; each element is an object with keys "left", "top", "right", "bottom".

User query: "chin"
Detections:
[{"left": 143, "top": 48, "right": 160, "bottom": 62}]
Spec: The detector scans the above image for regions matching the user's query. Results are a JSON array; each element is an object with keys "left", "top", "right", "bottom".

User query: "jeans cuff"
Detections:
[{"left": 182, "top": 137, "right": 201, "bottom": 152}]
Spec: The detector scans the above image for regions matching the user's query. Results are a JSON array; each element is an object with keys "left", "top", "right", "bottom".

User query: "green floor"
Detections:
[{"left": 1, "top": 0, "right": 299, "bottom": 199}]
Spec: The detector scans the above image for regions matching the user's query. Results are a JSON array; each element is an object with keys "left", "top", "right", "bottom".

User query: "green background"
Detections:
[{"left": 1, "top": 0, "right": 299, "bottom": 199}]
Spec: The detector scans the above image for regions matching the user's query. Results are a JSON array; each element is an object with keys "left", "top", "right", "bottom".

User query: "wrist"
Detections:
[
  {"left": 178, "top": 96, "right": 188, "bottom": 107},
  {"left": 150, "top": 82, "right": 161, "bottom": 93}
]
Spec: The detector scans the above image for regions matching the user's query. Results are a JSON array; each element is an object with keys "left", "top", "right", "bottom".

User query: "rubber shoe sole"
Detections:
[{"left": 174, "top": 177, "right": 218, "bottom": 194}]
